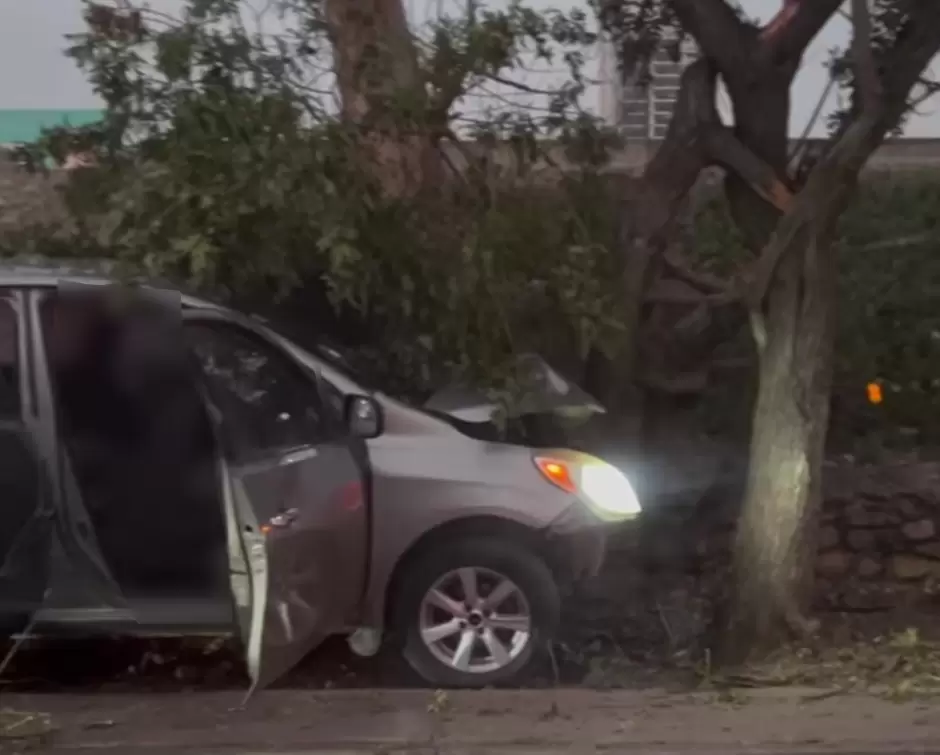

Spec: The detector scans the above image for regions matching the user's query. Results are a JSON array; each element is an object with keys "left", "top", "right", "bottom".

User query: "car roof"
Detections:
[
  {"left": 0, "top": 260, "right": 372, "bottom": 395},
  {"left": 0, "top": 260, "right": 226, "bottom": 313}
]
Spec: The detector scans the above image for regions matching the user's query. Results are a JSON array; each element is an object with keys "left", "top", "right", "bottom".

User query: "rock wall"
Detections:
[
  {"left": 567, "top": 462, "right": 940, "bottom": 655},
  {"left": 814, "top": 462, "right": 940, "bottom": 612}
]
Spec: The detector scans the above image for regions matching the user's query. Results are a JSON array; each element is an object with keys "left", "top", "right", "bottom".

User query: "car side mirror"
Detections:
[{"left": 346, "top": 395, "right": 382, "bottom": 439}]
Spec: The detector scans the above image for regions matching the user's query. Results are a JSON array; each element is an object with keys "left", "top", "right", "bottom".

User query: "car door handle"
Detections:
[
  {"left": 267, "top": 508, "right": 299, "bottom": 529},
  {"left": 279, "top": 448, "right": 318, "bottom": 466}
]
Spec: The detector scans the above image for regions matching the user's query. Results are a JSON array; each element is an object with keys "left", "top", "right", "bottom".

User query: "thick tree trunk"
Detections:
[
  {"left": 664, "top": 0, "right": 940, "bottom": 662},
  {"left": 586, "top": 60, "right": 722, "bottom": 447},
  {"left": 720, "top": 4, "right": 940, "bottom": 651},
  {"left": 719, "top": 70, "right": 816, "bottom": 657},
  {"left": 324, "top": 0, "right": 441, "bottom": 197},
  {"left": 724, "top": 228, "right": 836, "bottom": 658}
]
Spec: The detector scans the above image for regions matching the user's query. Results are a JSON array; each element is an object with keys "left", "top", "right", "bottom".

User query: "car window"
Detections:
[
  {"left": 0, "top": 298, "right": 20, "bottom": 420},
  {"left": 184, "top": 321, "right": 329, "bottom": 460}
]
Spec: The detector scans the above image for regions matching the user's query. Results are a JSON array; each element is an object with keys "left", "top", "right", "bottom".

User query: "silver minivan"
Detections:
[{"left": 0, "top": 266, "right": 641, "bottom": 690}]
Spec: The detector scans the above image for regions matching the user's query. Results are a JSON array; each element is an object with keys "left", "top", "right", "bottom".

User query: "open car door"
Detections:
[
  {"left": 0, "top": 292, "right": 52, "bottom": 638},
  {"left": 182, "top": 312, "right": 368, "bottom": 692}
]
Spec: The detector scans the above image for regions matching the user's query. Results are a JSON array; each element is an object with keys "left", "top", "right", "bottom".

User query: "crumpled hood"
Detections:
[{"left": 423, "top": 353, "right": 605, "bottom": 423}]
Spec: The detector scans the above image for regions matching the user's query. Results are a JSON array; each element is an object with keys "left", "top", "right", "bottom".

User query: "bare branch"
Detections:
[
  {"left": 789, "top": 73, "right": 836, "bottom": 166},
  {"left": 704, "top": 127, "right": 795, "bottom": 213},
  {"left": 872, "top": 1, "right": 940, "bottom": 127},
  {"left": 486, "top": 74, "right": 562, "bottom": 97},
  {"left": 851, "top": 0, "right": 882, "bottom": 113},
  {"left": 667, "top": 0, "right": 752, "bottom": 76},
  {"left": 909, "top": 76, "right": 940, "bottom": 111},
  {"left": 758, "top": 0, "right": 845, "bottom": 64},
  {"left": 742, "top": 2, "right": 940, "bottom": 314}
]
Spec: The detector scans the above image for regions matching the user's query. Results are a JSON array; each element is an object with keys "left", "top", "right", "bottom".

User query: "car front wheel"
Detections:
[{"left": 395, "top": 536, "right": 560, "bottom": 688}]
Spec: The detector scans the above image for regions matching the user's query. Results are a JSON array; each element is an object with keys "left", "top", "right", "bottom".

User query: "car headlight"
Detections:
[{"left": 534, "top": 453, "right": 641, "bottom": 519}]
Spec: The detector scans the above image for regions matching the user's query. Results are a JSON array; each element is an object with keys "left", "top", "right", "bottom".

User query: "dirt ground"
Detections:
[
  {"left": 2, "top": 686, "right": 940, "bottom": 754},
  {"left": 5, "top": 613, "right": 940, "bottom": 752}
]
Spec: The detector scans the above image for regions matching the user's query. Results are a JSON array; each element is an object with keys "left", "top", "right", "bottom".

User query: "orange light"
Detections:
[
  {"left": 534, "top": 457, "right": 578, "bottom": 494},
  {"left": 867, "top": 382, "right": 883, "bottom": 405}
]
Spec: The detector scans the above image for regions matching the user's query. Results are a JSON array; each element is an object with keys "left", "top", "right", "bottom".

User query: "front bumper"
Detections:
[{"left": 545, "top": 501, "right": 614, "bottom": 584}]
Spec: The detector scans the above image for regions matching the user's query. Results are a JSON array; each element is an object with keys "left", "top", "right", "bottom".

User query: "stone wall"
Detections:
[
  {"left": 610, "top": 461, "right": 940, "bottom": 605},
  {"left": 814, "top": 462, "right": 940, "bottom": 612},
  {"left": 567, "top": 462, "right": 940, "bottom": 655}
]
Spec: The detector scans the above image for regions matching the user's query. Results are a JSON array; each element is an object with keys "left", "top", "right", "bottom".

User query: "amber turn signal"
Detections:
[{"left": 534, "top": 456, "right": 578, "bottom": 494}]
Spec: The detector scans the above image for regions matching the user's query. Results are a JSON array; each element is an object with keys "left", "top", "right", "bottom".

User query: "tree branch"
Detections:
[
  {"left": 882, "top": 5, "right": 940, "bottom": 112},
  {"left": 486, "top": 73, "right": 560, "bottom": 97},
  {"left": 851, "top": 0, "right": 882, "bottom": 113},
  {"left": 704, "top": 126, "right": 795, "bottom": 212},
  {"left": 910, "top": 77, "right": 940, "bottom": 111},
  {"left": 667, "top": 0, "right": 752, "bottom": 76},
  {"left": 758, "top": 0, "right": 845, "bottom": 64},
  {"left": 741, "top": 0, "right": 940, "bottom": 314}
]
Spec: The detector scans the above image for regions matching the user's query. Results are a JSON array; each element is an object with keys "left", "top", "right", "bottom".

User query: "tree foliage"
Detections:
[
  {"left": 32, "top": 0, "right": 623, "bottom": 397},
  {"left": 692, "top": 177, "right": 940, "bottom": 456},
  {"left": 833, "top": 175, "right": 940, "bottom": 454}
]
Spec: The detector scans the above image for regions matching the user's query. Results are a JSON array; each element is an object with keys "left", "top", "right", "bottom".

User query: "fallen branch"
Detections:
[
  {"left": 847, "top": 233, "right": 935, "bottom": 252},
  {"left": 0, "top": 710, "right": 54, "bottom": 741}
]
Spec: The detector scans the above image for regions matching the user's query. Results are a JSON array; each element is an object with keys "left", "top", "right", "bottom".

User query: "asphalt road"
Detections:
[
  {"left": 24, "top": 749, "right": 940, "bottom": 755},
  {"left": 3, "top": 687, "right": 940, "bottom": 755}
]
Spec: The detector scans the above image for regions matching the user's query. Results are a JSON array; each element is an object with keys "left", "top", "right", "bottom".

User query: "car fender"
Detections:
[{"left": 358, "top": 437, "right": 577, "bottom": 627}]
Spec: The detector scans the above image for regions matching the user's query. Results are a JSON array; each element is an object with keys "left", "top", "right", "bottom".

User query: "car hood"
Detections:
[{"left": 423, "top": 354, "right": 605, "bottom": 423}]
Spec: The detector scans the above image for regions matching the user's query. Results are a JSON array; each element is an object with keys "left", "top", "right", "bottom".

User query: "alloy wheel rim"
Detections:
[{"left": 418, "top": 566, "right": 532, "bottom": 674}]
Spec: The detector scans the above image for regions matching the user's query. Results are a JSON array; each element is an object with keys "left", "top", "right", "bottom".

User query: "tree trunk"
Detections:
[
  {"left": 325, "top": 0, "right": 441, "bottom": 197},
  {"left": 724, "top": 226, "right": 837, "bottom": 658},
  {"left": 666, "top": 0, "right": 940, "bottom": 662},
  {"left": 714, "top": 55, "right": 825, "bottom": 657},
  {"left": 720, "top": 10, "right": 940, "bottom": 649},
  {"left": 586, "top": 60, "right": 722, "bottom": 447}
]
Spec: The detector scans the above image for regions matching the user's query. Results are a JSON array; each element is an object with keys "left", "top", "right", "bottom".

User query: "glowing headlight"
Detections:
[
  {"left": 579, "top": 461, "right": 641, "bottom": 516},
  {"left": 534, "top": 454, "right": 642, "bottom": 519}
]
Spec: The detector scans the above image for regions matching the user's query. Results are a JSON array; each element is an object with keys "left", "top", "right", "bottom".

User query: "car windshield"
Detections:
[
  {"left": 310, "top": 343, "right": 378, "bottom": 392},
  {"left": 246, "top": 312, "right": 381, "bottom": 393}
]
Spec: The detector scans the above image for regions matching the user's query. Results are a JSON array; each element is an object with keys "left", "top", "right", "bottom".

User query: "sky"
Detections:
[{"left": 0, "top": 0, "right": 938, "bottom": 138}]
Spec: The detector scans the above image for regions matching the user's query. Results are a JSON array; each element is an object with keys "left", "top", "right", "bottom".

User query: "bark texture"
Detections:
[
  {"left": 720, "top": 0, "right": 940, "bottom": 657},
  {"left": 590, "top": 59, "right": 721, "bottom": 435},
  {"left": 325, "top": 0, "right": 441, "bottom": 197},
  {"left": 729, "top": 208, "right": 839, "bottom": 653}
]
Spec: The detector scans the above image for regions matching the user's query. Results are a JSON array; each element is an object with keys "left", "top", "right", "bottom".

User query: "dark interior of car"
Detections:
[
  {"left": 0, "top": 298, "right": 48, "bottom": 633},
  {"left": 0, "top": 425, "right": 47, "bottom": 632},
  {"left": 40, "top": 290, "right": 231, "bottom": 604}
]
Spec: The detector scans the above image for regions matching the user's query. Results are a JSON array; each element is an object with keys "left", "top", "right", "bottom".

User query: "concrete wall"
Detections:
[
  {"left": 440, "top": 138, "right": 940, "bottom": 178},
  {"left": 604, "top": 138, "right": 940, "bottom": 175}
]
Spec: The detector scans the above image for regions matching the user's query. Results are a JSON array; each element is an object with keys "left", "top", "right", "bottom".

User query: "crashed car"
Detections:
[{"left": 0, "top": 266, "right": 642, "bottom": 690}]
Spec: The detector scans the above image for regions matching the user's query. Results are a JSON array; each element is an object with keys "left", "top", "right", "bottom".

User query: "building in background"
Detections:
[
  {"left": 599, "top": 35, "right": 698, "bottom": 140},
  {"left": 0, "top": 109, "right": 102, "bottom": 147}
]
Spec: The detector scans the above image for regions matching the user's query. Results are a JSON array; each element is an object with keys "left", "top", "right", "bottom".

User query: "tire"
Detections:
[{"left": 394, "top": 536, "right": 560, "bottom": 688}]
